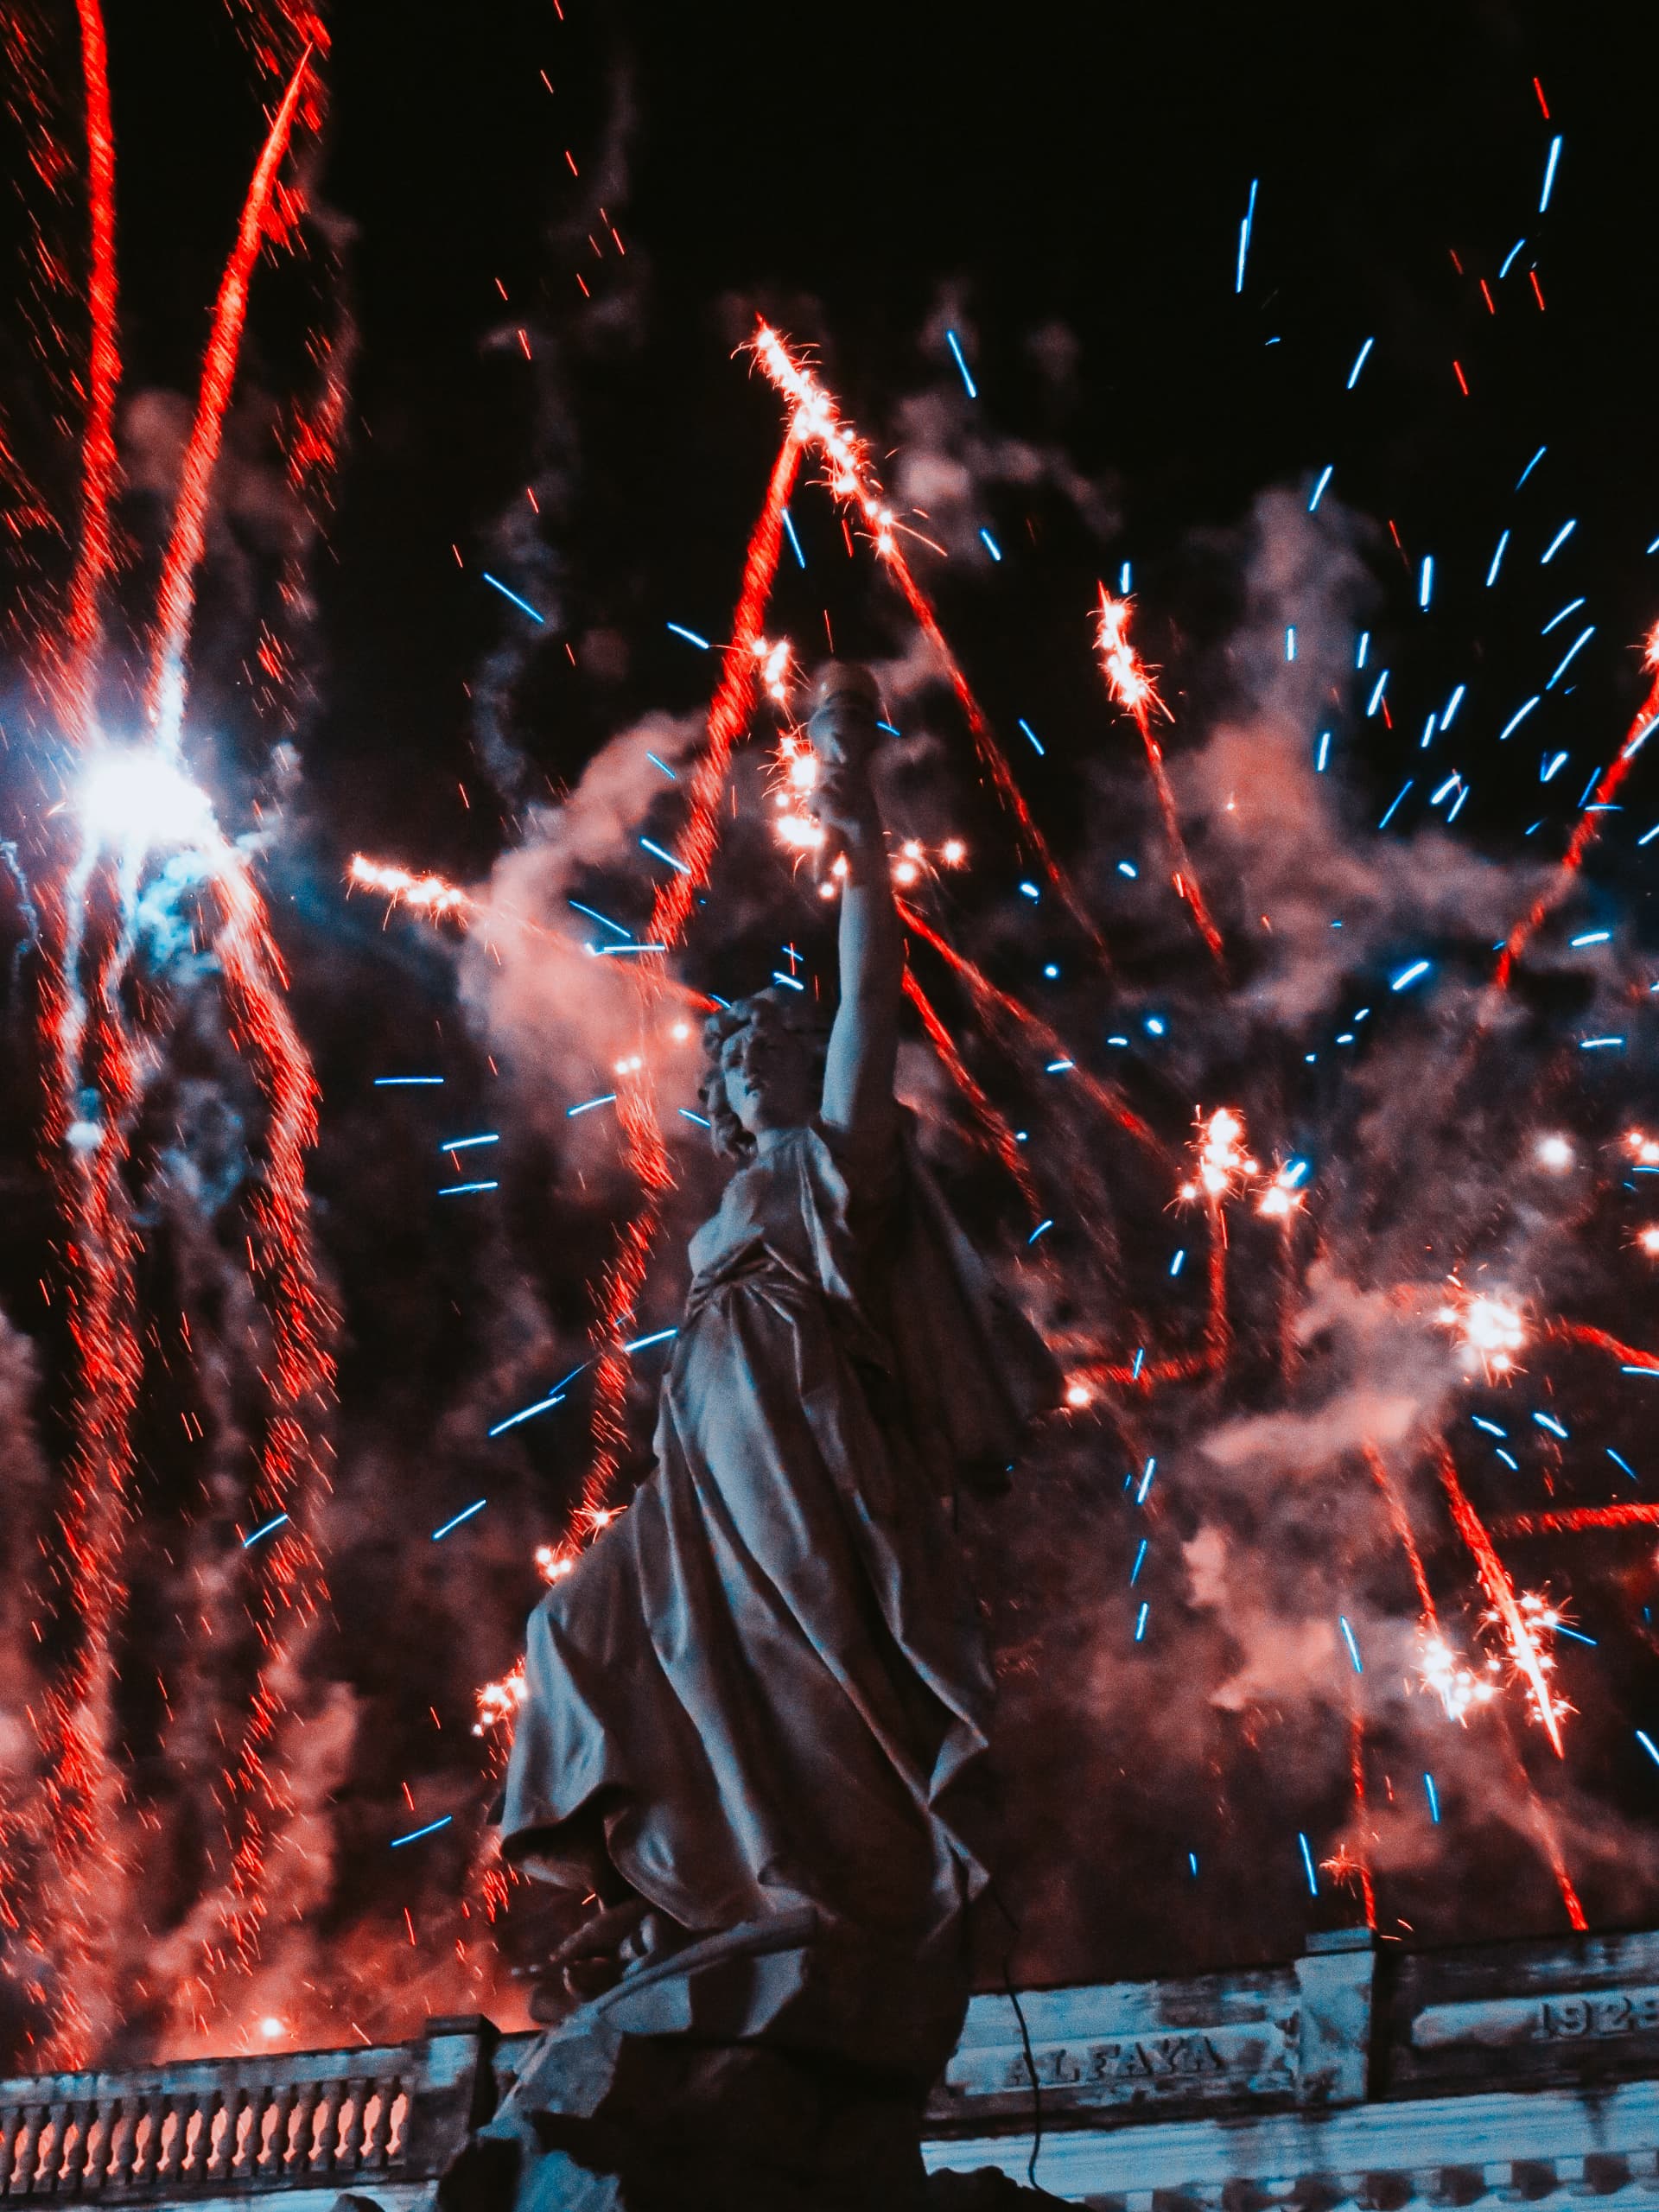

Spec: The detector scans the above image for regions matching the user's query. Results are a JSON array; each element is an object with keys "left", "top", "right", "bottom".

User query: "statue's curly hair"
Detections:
[{"left": 697, "top": 987, "right": 831, "bottom": 1163}]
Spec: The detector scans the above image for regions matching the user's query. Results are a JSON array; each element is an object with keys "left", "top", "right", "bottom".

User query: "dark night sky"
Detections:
[{"left": 8, "top": 0, "right": 1659, "bottom": 2063}]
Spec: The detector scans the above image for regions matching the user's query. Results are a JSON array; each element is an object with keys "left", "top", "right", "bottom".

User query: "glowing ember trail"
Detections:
[
  {"left": 1495, "top": 1502, "right": 1659, "bottom": 1537},
  {"left": 896, "top": 898, "right": 1169, "bottom": 1164},
  {"left": 1346, "top": 1713, "right": 1377, "bottom": 1930},
  {"left": 1437, "top": 1450, "right": 1566, "bottom": 1756},
  {"left": 1363, "top": 1444, "right": 1439, "bottom": 1621},
  {"left": 1497, "top": 1716, "right": 1587, "bottom": 1933},
  {"left": 1547, "top": 1317, "right": 1659, "bottom": 1371},
  {"left": 14, "top": 28, "right": 334, "bottom": 2052},
  {"left": 60, "top": 0, "right": 119, "bottom": 738},
  {"left": 147, "top": 45, "right": 313, "bottom": 756},
  {"left": 1095, "top": 588, "right": 1226, "bottom": 969},
  {"left": 1495, "top": 638, "right": 1659, "bottom": 985},
  {"left": 902, "top": 967, "right": 1039, "bottom": 1212},
  {"left": 1180, "top": 1108, "right": 1258, "bottom": 1365},
  {"left": 582, "top": 427, "right": 804, "bottom": 1516},
  {"left": 748, "top": 322, "right": 1107, "bottom": 955},
  {"left": 209, "top": 849, "right": 334, "bottom": 1968},
  {"left": 349, "top": 852, "right": 473, "bottom": 917}
]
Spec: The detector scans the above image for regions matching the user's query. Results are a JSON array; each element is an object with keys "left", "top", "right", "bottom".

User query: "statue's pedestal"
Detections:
[{"left": 423, "top": 1915, "right": 1060, "bottom": 2212}]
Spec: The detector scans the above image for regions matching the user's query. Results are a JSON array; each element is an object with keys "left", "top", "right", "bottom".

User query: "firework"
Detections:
[
  {"left": 349, "top": 853, "right": 473, "bottom": 917},
  {"left": 748, "top": 322, "right": 1108, "bottom": 955},
  {"left": 1421, "top": 1630, "right": 1503, "bottom": 1725},
  {"left": 148, "top": 48, "right": 315, "bottom": 758},
  {"left": 580, "top": 426, "right": 805, "bottom": 1523},
  {"left": 1438, "top": 1284, "right": 1528, "bottom": 1378},
  {"left": 1094, "top": 588, "right": 1226, "bottom": 969},
  {"left": 1438, "top": 1452, "right": 1567, "bottom": 1757},
  {"left": 1495, "top": 630, "right": 1659, "bottom": 986},
  {"left": 4, "top": 18, "right": 334, "bottom": 2066}
]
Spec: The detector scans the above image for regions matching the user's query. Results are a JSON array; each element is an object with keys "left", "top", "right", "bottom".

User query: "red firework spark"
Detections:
[
  {"left": 582, "top": 427, "right": 804, "bottom": 1515},
  {"left": 1094, "top": 586, "right": 1227, "bottom": 971},
  {"left": 1497, "top": 1712, "right": 1587, "bottom": 1932},
  {"left": 902, "top": 967, "right": 1039, "bottom": 1212},
  {"left": 210, "top": 854, "right": 334, "bottom": 1967},
  {"left": 1495, "top": 1502, "right": 1659, "bottom": 1537},
  {"left": 10, "top": 25, "right": 331, "bottom": 2063},
  {"left": 1363, "top": 1443, "right": 1440, "bottom": 1624},
  {"left": 1547, "top": 1316, "right": 1659, "bottom": 1372},
  {"left": 1437, "top": 1449, "right": 1567, "bottom": 1757},
  {"left": 897, "top": 898, "right": 1170, "bottom": 1165},
  {"left": 1495, "top": 645, "right": 1659, "bottom": 986},
  {"left": 147, "top": 48, "right": 314, "bottom": 753},
  {"left": 33, "top": 897, "right": 143, "bottom": 2064},
  {"left": 58, "top": 0, "right": 119, "bottom": 741},
  {"left": 1346, "top": 1712, "right": 1377, "bottom": 1931},
  {"left": 747, "top": 322, "right": 1108, "bottom": 957}
]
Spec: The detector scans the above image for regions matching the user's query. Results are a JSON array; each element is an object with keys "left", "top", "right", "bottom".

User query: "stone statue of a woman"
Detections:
[{"left": 498, "top": 664, "right": 1056, "bottom": 2088}]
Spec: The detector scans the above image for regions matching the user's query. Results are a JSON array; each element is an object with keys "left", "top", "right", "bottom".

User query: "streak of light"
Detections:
[
  {"left": 431, "top": 1501, "right": 486, "bottom": 1541},
  {"left": 481, "top": 572, "right": 546, "bottom": 623},
  {"left": 389, "top": 1816, "right": 453, "bottom": 1849},
  {"left": 944, "top": 328, "right": 977, "bottom": 397}
]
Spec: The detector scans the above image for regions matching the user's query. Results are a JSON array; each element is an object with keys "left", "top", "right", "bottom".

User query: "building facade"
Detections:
[{"left": 6, "top": 1924, "right": 1659, "bottom": 2208}]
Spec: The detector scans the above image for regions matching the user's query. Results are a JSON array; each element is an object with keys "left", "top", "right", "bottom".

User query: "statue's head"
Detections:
[{"left": 698, "top": 987, "right": 830, "bottom": 1160}]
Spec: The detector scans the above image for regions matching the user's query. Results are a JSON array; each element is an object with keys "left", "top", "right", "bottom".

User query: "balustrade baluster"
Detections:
[
  {"left": 385, "top": 2086, "right": 408, "bottom": 2164},
  {"left": 337, "top": 2078, "right": 369, "bottom": 2171},
  {"left": 56, "top": 2107, "right": 85, "bottom": 2190},
  {"left": 155, "top": 2099, "right": 183, "bottom": 2183},
  {"left": 276, "top": 2084, "right": 302, "bottom": 2179},
  {"left": 310, "top": 2082, "right": 340, "bottom": 2175},
  {"left": 79, "top": 2098, "right": 110, "bottom": 2191},
  {"left": 107, "top": 2098, "right": 137, "bottom": 2190}
]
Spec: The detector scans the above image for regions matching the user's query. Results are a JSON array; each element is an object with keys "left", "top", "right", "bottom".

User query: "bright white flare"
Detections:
[
  {"left": 78, "top": 746, "right": 219, "bottom": 859},
  {"left": 1420, "top": 1630, "right": 1501, "bottom": 1723},
  {"left": 1437, "top": 1286, "right": 1527, "bottom": 1376},
  {"left": 1180, "top": 1106, "right": 1258, "bottom": 1204},
  {"left": 1535, "top": 1133, "right": 1574, "bottom": 1172}
]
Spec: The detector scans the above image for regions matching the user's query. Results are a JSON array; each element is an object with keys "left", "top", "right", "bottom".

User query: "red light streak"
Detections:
[
  {"left": 1497, "top": 653, "right": 1659, "bottom": 984},
  {"left": 58, "top": 0, "right": 119, "bottom": 741},
  {"left": 1495, "top": 1502, "right": 1659, "bottom": 1537},
  {"left": 582, "top": 426, "right": 804, "bottom": 1517},
  {"left": 1548, "top": 1316, "right": 1659, "bottom": 1369},
  {"left": 1347, "top": 1712, "right": 1377, "bottom": 1930},
  {"left": 897, "top": 899, "right": 1170, "bottom": 1166},
  {"left": 146, "top": 46, "right": 313, "bottom": 753},
  {"left": 748, "top": 321, "right": 1108, "bottom": 958},
  {"left": 1363, "top": 1444, "right": 1438, "bottom": 1624},
  {"left": 1094, "top": 588, "right": 1226, "bottom": 970},
  {"left": 902, "top": 969, "right": 1039, "bottom": 1213},
  {"left": 1437, "top": 1450, "right": 1566, "bottom": 1757}
]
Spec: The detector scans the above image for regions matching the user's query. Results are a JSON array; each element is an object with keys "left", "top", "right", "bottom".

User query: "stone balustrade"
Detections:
[
  {"left": 0, "top": 2018, "right": 516, "bottom": 2206},
  {"left": 10, "top": 1924, "right": 1659, "bottom": 2206}
]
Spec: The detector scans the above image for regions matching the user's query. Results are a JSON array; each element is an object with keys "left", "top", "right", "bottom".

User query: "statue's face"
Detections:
[{"left": 718, "top": 1015, "right": 817, "bottom": 1141}]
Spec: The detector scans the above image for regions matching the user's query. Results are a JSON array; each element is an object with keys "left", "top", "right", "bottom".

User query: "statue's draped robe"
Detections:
[{"left": 500, "top": 1118, "right": 1054, "bottom": 2042}]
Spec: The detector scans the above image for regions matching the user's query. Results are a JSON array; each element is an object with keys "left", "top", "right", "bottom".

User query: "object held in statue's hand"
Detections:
[
  {"left": 805, "top": 661, "right": 881, "bottom": 876},
  {"left": 806, "top": 659, "right": 880, "bottom": 770}
]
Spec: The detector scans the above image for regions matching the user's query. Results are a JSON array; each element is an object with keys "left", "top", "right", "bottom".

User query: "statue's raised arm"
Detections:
[{"left": 810, "top": 660, "right": 904, "bottom": 1147}]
